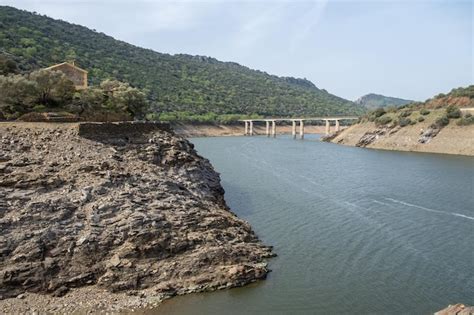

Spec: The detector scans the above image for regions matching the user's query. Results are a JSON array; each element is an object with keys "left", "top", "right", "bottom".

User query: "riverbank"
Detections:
[
  {"left": 172, "top": 123, "right": 343, "bottom": 137},
  {"left": 0, "top": 122, "right": 274, "bottom": 313},
  {"left": 139, "top": 135, "right": 474, "bottom": 314},
  {"left": 435, "top": 304, "right": 474, "bottom": 315},
  {"left": 329, "top": 88, "right": 474, "bottom": 156},
  {"left": 330, "top": 116, "right": 474, "bottom": 156}
]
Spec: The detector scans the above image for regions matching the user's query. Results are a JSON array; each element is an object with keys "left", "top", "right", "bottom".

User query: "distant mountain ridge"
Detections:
[
  {"left": 355, "top": 93, "right": 413, "bottom": 109},
  {"left": 0, "top": 6, "right": 363, "bottom": 117}
]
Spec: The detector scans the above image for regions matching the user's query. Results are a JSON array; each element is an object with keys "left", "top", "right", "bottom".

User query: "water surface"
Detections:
[{"left": 153, "top": 135, "right": 474, "bottom": 314}]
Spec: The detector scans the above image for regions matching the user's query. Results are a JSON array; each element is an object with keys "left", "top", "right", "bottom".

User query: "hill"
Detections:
[
  {"left": 355, "top": 93, "right": 413, "bottom": 110},
  {"left": 328, "top": 86, "right": 474, "bottom": 156},
  {"left": 0, "top": 6, "right": 362, "bottom": 118}
]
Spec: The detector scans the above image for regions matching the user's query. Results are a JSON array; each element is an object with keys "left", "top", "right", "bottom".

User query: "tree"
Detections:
[
  {"left": 28, "top": 69, "right": 75, "bottom": 106},
  {"left": 0, "top": 74, "right": 37, "bottom": 118},
  {"left": 0, "top": 55, "right": 18, "bottom": 75},
  {"left": 99, "top": 79, "right": 149, "bottom": 119},
  {"left": 115, "top": 86, "right": 149, "bottom": 119},
  {"left": 70, "top": 87, "right": 104, "bottom": 116}
]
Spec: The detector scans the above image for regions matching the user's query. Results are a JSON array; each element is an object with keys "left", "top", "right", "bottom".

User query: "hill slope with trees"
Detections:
[
  {"left": 0, "top": 6, "right": 362, "bottom": 120},
  {"left": 355, "top": 93, "right": 413, "bottom": 110},
  {"left": 329, "top": 86, "right": 474, "bottom": 156}
]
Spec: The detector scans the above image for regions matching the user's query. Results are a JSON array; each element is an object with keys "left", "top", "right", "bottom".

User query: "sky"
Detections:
[{"left": 2, "top": 0, "right": 472, "bottom": 101}]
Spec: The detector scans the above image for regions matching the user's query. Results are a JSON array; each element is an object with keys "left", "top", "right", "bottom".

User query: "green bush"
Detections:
[
  {"left": 456, "top": 113, "right": 474, "bottom": 126},
  {"left": 399, "top": 110, "right": 412, "bottom": 118},
  {"left": 433, "top": 115, "right": 449, "bottom": 128},
  {"left": 399, "top": 117, "right": 412, "bottom": 127},
  {"left": 373, "top": 108, "right": 386, "bottom": 118},
  {"left": 33, "top": 104, "right": 46, "bottom": 112},
  {"left": 375, "top": 116, "right": 392, "bottom": 126},
  {"left": 420, "top": 108, "right": 430, "bottom": 115},
  {"left": 417, "top": 116, "right": 425, "bottom": 122},
  {"left": 449, "top": 86, "right": 474, "bottom": 99},
  {"left": 446, "top": 105, "right": 462, "bottom": 119}
]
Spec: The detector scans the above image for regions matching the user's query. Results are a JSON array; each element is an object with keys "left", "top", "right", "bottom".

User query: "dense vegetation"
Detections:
[
  {"left": 355, "top": 93, "right": 413, "bottom": 110},
  {"left": 433, "top": 86, "right": 474, "bottom": 99},
  {"left": 0, "top": 6, "right": 363, "bottom": 121},
  {"left": 0, "top": 62, "right": 149, "bottom": 121},
  {"left": 360, "top": 85, "right": 474, "bottom": 128}
]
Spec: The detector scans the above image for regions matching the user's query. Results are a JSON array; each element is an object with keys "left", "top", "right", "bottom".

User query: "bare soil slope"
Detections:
[
  {"left": 332, "top": 120, "right": 474, "bottom": 156},
  {"left": 331, "top": 87, "right": 474, "bottom": 156}
]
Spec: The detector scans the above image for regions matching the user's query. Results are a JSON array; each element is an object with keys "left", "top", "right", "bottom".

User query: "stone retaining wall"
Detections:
[{"left": 78, "top": 121, "right": 171, "bottom": 140}]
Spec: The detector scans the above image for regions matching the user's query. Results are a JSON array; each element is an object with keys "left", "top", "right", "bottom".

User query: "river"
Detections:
[{"left": 152, "top": 135, "right": 474, "bottom": 314}]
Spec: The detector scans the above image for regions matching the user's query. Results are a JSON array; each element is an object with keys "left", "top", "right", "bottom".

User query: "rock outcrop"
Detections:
[
  {"left": 354, "top": 126, "right": 400, "bottom": 147},
  {"left": 418, "top": 126, "right": 441, "bottom": 144},
  {"left": 0, "top": 122, "right": 273, "bottom": 311},
  {"left": 330, "top": 118, "right": 474, "bottom": 156},
  {"left": 435, "top": 304, "right": 474, "bottom": 315}
]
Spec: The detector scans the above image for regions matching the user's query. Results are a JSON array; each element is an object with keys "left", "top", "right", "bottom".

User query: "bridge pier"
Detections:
[
  {"left": 299, "top": 120, "right": 304, "bottom": 139},
  {"left": 241, "top": 116, "right": 358, "bottom": 137}
]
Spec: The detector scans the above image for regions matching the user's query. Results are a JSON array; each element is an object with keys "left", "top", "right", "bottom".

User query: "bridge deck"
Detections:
[{"left": 239, "top": 116, "right": 358, "bottom": 122}]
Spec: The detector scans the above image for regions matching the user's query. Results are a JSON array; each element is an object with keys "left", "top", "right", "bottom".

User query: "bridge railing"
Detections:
[{"left": 240, "top": 116, "right": 359, "bottom": 137}]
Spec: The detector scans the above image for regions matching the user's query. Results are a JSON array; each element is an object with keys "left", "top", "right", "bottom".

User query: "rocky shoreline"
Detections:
[
  {"left": 435, "top": 304, "right": 474, "bottom": 315},
  {"left": 328, "top": 120, "right": 474, "bottom": 156},
  {"left": 0, "top": 122, "right": 274, "bottom": 313}
]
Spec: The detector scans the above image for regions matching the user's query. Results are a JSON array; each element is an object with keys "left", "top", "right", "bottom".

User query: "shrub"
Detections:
[
  {"left": 33, "top": 104, "right": 47, "bottom": 112},
  {"left": 449, "top": 86, "right": 474, "bottom": 99},
  {"left": 420, "top": 108, "right": 430, "bottom": 115},
  {"left": 373, "top": 108, "right": 386, "bottom": 118},
  {"left": 410, "top": 120, "right": 416, "bottom": 125},
  {"left": 399, "top": 117, "right": 411, "bottom": 127},
  {"left": 446, "top": 105, "right": 461, "bottom": 118},
  {"left": 375, "top": 116, "right": 392, "bottom": 126},
  {"left": 432, "top": 115, "right": 449, "bottom": 128},
  {"left": 456, "top": 114, "right": 474, "bottom": 126},
  {"left": 417, "top": 116, "right": 425, "bottom": 122},
  {"left": 399, "top": 110, "right": 412, "bottom": 118}
]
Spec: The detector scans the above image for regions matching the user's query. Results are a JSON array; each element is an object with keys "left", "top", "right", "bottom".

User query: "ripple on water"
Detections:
[{"left": 150, "top": 136, "right": 474, "bottom": 315}]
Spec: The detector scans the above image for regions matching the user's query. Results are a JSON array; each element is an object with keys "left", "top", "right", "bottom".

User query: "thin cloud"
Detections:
[
  {"left": 289, "top": 0, "right": 329, "bottom": 53},
  {"left": 230, "top": 3, "right": 287, "bottom": 54}
]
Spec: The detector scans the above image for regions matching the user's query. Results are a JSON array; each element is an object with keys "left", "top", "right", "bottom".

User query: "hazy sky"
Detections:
[{"left": 2, "top": 0, "right": 472, "bottom": 100}]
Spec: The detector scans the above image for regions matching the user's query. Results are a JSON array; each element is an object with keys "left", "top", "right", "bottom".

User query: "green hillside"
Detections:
[
  {"left": 355, "top": 93, "right": 413, "bottom": 110},
  {"left": 0, "top": 6, "right": 362, "bottom": 118}
]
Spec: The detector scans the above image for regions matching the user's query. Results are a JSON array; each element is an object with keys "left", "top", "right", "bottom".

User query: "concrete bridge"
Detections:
[{"left": 240, "top": 116, "right": 359, "bottom": 139}]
